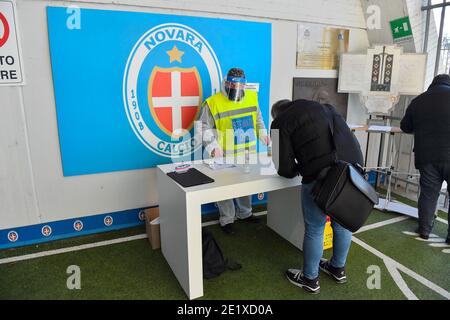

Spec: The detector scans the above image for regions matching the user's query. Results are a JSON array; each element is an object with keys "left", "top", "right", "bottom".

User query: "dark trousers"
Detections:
[{"left": 418, "top": 163, "right": 450, "bottom": 236}]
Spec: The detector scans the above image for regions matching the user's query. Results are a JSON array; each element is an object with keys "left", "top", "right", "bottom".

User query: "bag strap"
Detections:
[
  {"left": 312, "top": 105, "right": 339, "bottom": 198},
  {"left": 323, "top": 104, "right": 338, "bottom": 164},
  {"left": 323, "top": 104, "right": 364, "bottom": 175}
]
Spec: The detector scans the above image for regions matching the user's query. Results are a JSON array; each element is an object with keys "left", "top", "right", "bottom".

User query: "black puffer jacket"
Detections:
[
  {"left": 270, "top": 99, "right": 363, "bottom": 183},
  {"left": 400, "top": 74, "right": 450, "bottom": 168}
]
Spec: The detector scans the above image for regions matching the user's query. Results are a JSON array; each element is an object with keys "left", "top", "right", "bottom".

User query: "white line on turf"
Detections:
[
  {"left": 201, "top": 220, "right": 221, "bottom": 227},
  {"left": 402, "top": 231, "right": 419, "bottom": 236},
  {"left": 0, "top": 234, "right": 148, "bottom": 265},
  {"left": 384, "top": 260, "right": 418, "bottom": 300},
  {"left": 402, "top": 231, "right": 440, "bottom": 238},
  {"left": 429, "top": 243, "right": 450, "bottom": 248},
  {"left": 436, "top": 217, "right": 448, "bottom": 225},
  {"left": 355, "top": 216, "right": 410, "bottom": 234},
  {"left": 443, "top": 249, "right": 450, "bottom": 254},
  {"left": 414, "top": 237, "right": 446, "bottom": 243},
  {"left": 352, "top": 236, "right": 450, "bottom": 300}
]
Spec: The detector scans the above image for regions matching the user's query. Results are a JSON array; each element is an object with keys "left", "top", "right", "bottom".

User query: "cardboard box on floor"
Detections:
[{"left": 145, "top": 208, "right": 160, "bottom": 250}]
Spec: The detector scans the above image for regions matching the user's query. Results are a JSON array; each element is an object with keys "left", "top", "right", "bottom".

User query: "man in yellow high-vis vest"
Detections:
[{"left": 198, "top": 68, "right": 269, "bottom": 235}]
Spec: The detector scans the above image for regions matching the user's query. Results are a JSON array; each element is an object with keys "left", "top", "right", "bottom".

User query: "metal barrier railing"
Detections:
[{"left": 365, "top": 96, "right": 449, "bottom": 209}]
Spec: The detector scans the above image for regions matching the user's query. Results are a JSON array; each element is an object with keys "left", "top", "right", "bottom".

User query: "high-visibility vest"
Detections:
[{"left": 205, "top": 90, "right": 259, "bottom": 155}]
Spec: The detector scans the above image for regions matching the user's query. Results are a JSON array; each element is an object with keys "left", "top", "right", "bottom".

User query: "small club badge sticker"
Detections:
[
  {"left": 324, "top": 216, "right": 333, "bottom": 250},
  {"left": 73, "top": 220, "right": 84, "bottom": 232},
  {"left": 104, "top": 216, "right": 113, "bottom": 227},
  {"left": 7, "top": 230, "right": 18, "bottom": 242},
  {"left": 41, "top": 225, "right": 52, "bottom": 237}
]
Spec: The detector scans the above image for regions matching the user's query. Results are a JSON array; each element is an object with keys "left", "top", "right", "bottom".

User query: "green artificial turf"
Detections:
[
  {"left": 0, "top": 216, "right": 403, "bottom": 300},
  {"left": 355, "top": 217, "right": 450, "bottom": 296},
  {"left": 0, "top": 196, "right": 448, "bottom": 300},
  {"left": 201, "top": 217, "right": 406, "bottom": 300}
]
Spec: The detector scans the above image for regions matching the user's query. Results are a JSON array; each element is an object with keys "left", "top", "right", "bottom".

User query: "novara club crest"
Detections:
[{"left": 123, "top": 23, "right": 222, "bottom": 158}]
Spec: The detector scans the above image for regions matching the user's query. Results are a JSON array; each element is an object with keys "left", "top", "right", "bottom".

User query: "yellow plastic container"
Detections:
[{"left": 323, "top": 216, "right": 333, "bottom": 250}]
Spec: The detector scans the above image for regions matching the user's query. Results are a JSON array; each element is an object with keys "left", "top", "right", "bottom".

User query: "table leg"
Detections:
[
  {"left": 267, "top": 186, "right": 304, "bottom": 250},
  {"left": 157, "top": 169, "right": 203, "bottom": 300}
]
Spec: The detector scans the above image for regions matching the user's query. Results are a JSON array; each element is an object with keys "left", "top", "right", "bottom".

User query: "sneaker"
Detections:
[
  {"left": 240, "top": 214, "right": 260, "bottom": 223},
  {"left": 319, "top": 258, "right": 347, "bottom": 284},
  {"left": 220, "top": 223, "right": 235, "bottom": 235},
  {"left": 415, "top": 228, "right": 429, "bottom": 240},
  {"left": 285, "top": 269, "right": 320, "bottom": 294}
]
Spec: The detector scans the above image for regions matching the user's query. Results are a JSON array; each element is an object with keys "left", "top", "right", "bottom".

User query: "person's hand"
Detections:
[{"left": 211, "top": 148, "right": 223, "bottom": 158}]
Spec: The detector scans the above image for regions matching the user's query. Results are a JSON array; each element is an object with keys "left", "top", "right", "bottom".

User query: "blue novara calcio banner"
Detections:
[{"left": 47, "top": 7, "right": 272, "bottom": 176}]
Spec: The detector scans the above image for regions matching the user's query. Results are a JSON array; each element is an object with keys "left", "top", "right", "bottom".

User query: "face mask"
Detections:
[
  {"left": 223, "top": 76, "right": 246, "bottom": 102},
  {"left": 226, "top": 88, "right": 245, "bottom": 102}
]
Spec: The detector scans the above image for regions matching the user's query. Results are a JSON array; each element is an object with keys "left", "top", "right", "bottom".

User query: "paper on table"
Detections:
[
  {"left": 348, "top": 124, "right": 365, "bottom": 129},
  {"left": 368, "top": 125, "right": 393, "bottom": 132}
]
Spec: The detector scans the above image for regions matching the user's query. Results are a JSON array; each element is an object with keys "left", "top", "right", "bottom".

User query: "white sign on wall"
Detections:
[
  {"left": 338, "top": 45, "right": 427, "bottom": 114},
  {"left": 0, "top": 0, "right": 24, "bottom": 85},
  {"left": 297, "top": 23, "right": 349, "bottom": 70}
]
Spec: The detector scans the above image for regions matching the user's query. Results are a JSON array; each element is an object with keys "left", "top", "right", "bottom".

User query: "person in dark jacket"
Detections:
[
  {"left": 270, "top": 99, "right": 363, "bottom": 294},
  {"left": 400, "top": 74, "right": 450, "bottom": 244}
]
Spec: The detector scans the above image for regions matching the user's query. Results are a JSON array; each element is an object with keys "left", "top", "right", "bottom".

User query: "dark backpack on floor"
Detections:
[{"left": 202, "top": 228, "right": 241, "bottom": 279}]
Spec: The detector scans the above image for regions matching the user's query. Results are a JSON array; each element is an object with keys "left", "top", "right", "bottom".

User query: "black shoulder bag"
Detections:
[{"left": 312, "top": 109, "right": 379, "bottom": 232}]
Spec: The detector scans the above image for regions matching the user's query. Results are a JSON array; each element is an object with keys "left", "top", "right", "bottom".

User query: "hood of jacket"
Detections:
[{"left": 428, "top": 74, "right": 450, "bottom": 90}]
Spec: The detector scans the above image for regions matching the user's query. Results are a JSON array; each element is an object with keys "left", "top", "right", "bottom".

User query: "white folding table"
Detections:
[{"left": 156, "top": 154, "right": 304, "bottom": 299}]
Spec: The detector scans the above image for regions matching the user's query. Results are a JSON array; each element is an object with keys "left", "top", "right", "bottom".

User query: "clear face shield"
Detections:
[{"left": 222, "top": 76, "right": 246, "bottom": 103}]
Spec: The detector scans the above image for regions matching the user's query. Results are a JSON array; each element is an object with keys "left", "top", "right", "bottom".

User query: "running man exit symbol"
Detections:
[{"left": 390, "top": 16, "right": 412, "bottom": 40}]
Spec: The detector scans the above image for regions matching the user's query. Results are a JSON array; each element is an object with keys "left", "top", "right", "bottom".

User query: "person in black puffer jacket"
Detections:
[
  {"left": 400, "top": 74, "right": 450, "bottom": 243},
  {"left": 270, "top": 99, "right": 363, "bottom": 294},
  {"left": 270, "top": 99, "right": 363, "bottom": 183}
]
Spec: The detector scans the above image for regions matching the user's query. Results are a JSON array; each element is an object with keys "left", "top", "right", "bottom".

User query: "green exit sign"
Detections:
[{"left": 390, "top": 16, "right": 413, "bottom": 40}]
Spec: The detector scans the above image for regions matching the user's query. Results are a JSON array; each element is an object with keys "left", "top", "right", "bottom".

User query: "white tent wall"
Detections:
[{"left": 1, "top": 0, "right": 370, "bottom": 230}]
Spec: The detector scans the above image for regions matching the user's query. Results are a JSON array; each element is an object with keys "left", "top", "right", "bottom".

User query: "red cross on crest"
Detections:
[{"left": 148, "top": 67, "right": 202, "bottom": 136}]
